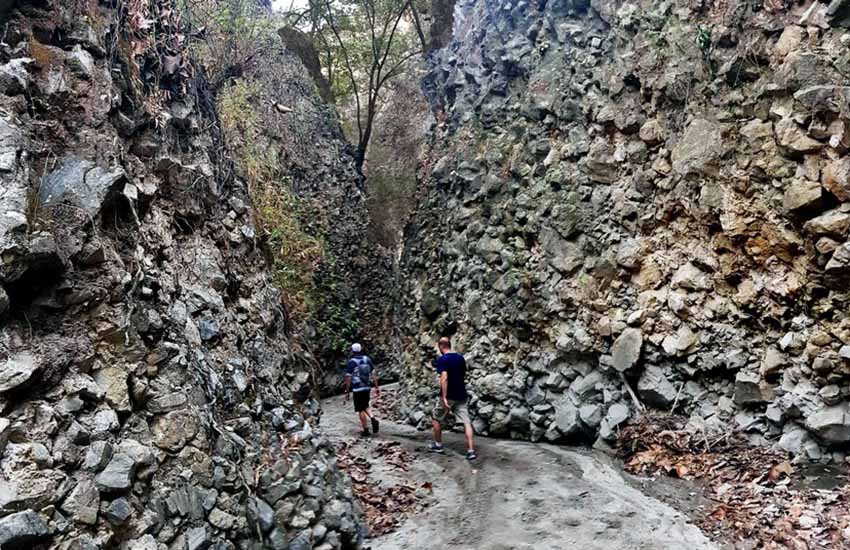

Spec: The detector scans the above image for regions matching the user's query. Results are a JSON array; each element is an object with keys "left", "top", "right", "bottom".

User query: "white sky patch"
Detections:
[{"left": 272, "top": 0, "right": 309, "bottom": 11}]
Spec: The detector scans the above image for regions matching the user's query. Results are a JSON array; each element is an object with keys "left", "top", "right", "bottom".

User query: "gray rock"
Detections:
[
  {"left": 782, "top": 179, "right": 822, "bottom": 213},
  {"left": 671, "top": 118, "right": 729, "bottom": 176},
  {"left": 105, "top": 497, "right": 132, "bottom": 526},
  {"left": 208, "top": 507, "right": 237, "bottom": 530},
  {"left": 0, "top": 351, "right": 39, "bottom": 393},
  {"left": 825, "top": 243, "right": 850, "bottom": 277},
  {"left": 95, "top": 453, "right": 135, "bottom": 493},
  {"left": 39, "top": 158, "right": 126, "bottom": 217},
  {"left": 579, "top": 404, "right": 602, "bottom": 429},
  {"left": 552, "top": 397, "right": 581, "bottom": 437},
  {"left": 734, "top": 371, "right": 773, "bottom": 406},
  {"left": 0, "top": 510, "right": 50, "bottom": 547},
  {"left": 68, "top": 46, "right": 95, "bottom": 79},
  {"left": 0, "top": 58, "right": 31, "bottom": 95},
  {"left": 637, "top": 366, "right": 677, "bottom": 408},
  {"left": 805, "top": 405, "right": 850, "bottom": 444},
  {"left": 186, "top": 526, "right": 212, "bottom": 550},
  {"left": 611, "top": 328, "right": 642, "bottom": 372},
  {"left": 803, "top": 208, "right": 850, "bottom": 238},
  {"left": 248, "top": 496, "right": 275, "bottom": 533},
  {"left": 198, "top": 317, "right": 220, "bottom": 341},
  {"left": 661, "top": 325, "right": 699, "bottom": 357},
  {"left": 0, "top": 286, "right": 8, "bottom": 316},
  {"left": 60, "top": 477, "right": 100, "bottom": 525}
]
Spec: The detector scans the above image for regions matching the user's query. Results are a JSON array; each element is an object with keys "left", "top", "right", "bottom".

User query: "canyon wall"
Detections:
[
  {"left": 0, "top": 1, "right": 366, "bottom": 548},
  {"left": 399, "top": 0, "right": 850, "bottom": 461}
]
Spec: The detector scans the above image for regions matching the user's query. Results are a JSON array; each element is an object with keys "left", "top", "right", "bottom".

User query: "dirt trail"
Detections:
[{"left": 322, "top": 388, "right": 720, "bottom": 550}]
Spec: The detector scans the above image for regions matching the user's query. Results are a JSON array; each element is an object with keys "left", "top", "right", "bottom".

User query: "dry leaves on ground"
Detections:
[
  {"left": 336, "top": 438, "right": 428, "bottom": 537},
  {"left": 618, "top": 412, "right": 850, "bottom": 549}
]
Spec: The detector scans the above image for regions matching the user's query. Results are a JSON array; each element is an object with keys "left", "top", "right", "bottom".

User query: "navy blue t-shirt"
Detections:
[{"left": 436, "top": 352, "right": 468, "bottom": 401}]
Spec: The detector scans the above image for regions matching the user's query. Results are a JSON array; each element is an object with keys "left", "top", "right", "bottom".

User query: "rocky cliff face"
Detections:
[
  {"left": 400, "top": 0, "right": 850, "bottom": 460},
  {"left": 0, "top": 1, "right": 364, "bottom": 548}
]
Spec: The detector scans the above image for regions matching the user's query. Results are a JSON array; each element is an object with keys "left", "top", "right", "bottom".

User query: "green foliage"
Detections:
[
  {"left": 314, "top": 259, "right": 362, "bottom": 355},
  {"left": 219, "top": 80, "right": 326, "bottom": 319},
  {"left": 181, "top": 0, "right": 278, "bottom": 87},
  {"left": 290, "top": 0, "right": 424, "bottom": 167},
  {"left": 695, "top": 25, "right": 716, "bottom": 78}
]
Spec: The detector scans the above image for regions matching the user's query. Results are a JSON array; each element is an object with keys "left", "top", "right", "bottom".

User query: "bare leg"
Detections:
[
  {"left": 359, "top": 411, "right": 369, "bottom": 430},
  {"left": 464, "top": 422, "right": 475, "bottom": 451},
  {"left": 432, "top": 419, "right": 443, "bottom": 444}
]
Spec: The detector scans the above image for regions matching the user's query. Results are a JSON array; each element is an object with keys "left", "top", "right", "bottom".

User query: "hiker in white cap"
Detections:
[{"left": 344, "top": 343, "right": 381, "bottom": 436}]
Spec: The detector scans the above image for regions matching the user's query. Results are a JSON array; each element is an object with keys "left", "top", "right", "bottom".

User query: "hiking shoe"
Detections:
[
  {"left": 371, "top": 417, "right": 380, "bottom": 434},
  {"left": 466, "top": 450, "right": 478, "bottom": 461},
  {"left": 360, "top": 429, "right": 371, "bottom": 437},
  {"left": 428, "top": 442, "right": 445, "bottom": 454}
]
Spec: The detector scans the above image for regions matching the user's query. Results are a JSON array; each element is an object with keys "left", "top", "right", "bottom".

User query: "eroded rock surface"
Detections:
[
  {"left": 0, "top": 1, "right": 367, "bottom": 548},
  {"left": 399, "top": 0, "right": 850, "bottom": 462}
]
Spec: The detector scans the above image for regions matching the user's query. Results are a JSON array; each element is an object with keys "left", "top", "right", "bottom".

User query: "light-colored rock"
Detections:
[
  {"left": 805, "top": 405, "right": 850, "bottom": 444},
  {"left": 782, "top": 179, "right": 822, "bottom": 213},
  {"left": 611, "top": 328, "right": 642, "bottom": 372},
  {"left": 0, "top": 352, "right": 39, "bottom": 393}
]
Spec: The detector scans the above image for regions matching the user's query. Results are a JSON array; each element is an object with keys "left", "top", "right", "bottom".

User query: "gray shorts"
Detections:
[{"left": 433, "top": 398, "right": 471, "bottom": 425}]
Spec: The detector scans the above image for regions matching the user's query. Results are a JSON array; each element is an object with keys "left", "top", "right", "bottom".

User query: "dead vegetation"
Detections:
[
  {"left": 617, "top": 413, "right": 850, "bottom": 549},
  {"left": 336, "top": 439, "right": 430, "bottom": 538}
]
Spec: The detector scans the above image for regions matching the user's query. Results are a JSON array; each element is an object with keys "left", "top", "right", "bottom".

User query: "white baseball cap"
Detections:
[{"left": 351, "top": 343, "right": 362, "bottom": 353}]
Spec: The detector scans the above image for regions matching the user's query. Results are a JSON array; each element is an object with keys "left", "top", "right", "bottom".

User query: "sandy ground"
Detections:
[{"left": 321, "top": 388, "right": 720, "bottom": 550}]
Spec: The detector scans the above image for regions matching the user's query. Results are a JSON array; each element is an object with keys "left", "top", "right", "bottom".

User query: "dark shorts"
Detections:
[{"left": 353, "top": 391, "right": 371, "bottom": 412}]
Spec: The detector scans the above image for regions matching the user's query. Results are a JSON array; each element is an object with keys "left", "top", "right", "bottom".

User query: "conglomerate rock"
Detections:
[{"left": 399, "top": 0, "right": 850, "bottom": 460}]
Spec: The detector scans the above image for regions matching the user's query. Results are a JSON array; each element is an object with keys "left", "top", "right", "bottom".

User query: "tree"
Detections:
[{"left": 302, "top": 0, "right": 425, "bottom": 172}]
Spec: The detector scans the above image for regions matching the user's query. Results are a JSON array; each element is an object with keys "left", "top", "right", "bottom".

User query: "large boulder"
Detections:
[
  {"left": 0, "top": 510, "right": 50, "bottom": 547},
  {"left": 39, "top": 157, "right": 126, "bottom": 217},
  {"left": 0, "top": 352, "right": 39, "bottom": 393},
  {"left": 637, "top": 366, "right": 677, "bottom": 408},
  {"left": 805, "top": 405, "right": 850, "bottom": 445}
]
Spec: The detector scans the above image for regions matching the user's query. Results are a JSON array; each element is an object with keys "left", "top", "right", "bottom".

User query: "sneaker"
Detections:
[
  {"left": 428, "top": 442, "right": 445, "bottom": 454},
  {"left": 371, "top": 417, "right": 380, "bottom": 434},
  {"left": 360, "top": 429, "right": 371, "bottom": 437},
  {"left": 466, "top": 450, "right": 478, "bottom": 461}
]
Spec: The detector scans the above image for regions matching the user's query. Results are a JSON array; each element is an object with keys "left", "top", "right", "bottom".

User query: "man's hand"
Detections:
[
  {"left": 375, "top": 387, "right": 381, "bottom": 399},
  {"left": 442, "top": 397, "right": 450, "bottom": 409},
  {"left": 344, "top": 393, "right": 350, "bottom": 403}
]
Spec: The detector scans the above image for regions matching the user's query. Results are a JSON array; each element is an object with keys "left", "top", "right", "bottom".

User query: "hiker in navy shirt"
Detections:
[
  {"left": 429, "top": 336, "right": 477, "bottom": 460},
  {"left": 344, "top": 343, "right": 381, "bottom": 437}
]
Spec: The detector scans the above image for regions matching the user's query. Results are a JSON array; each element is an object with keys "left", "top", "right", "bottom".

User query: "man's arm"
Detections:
[
  {"left": 344, "top": 374, "right": 351, "bottom": 401},
  {"left": 440, "top": 371, "right": 449, "bottom": 408}
]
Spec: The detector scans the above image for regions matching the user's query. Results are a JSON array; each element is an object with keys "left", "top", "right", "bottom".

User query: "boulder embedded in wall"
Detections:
[
  {"left": 0, "top": 352, "right": 40, "bottom": 393},
  {"left": 637, "top": 366, "right": 677, "bottom": 408},
  {"left": 0, "top": 510, "right": 50, "bottom": 547},
  {"left": 803, "top": 207, "right": 850, "bottom": 238},
  {"left": 611, "top": 328, "right": 642, "bottom": 372},
  {"left": 734, "top": 371, "right": 774, "bottom": 406},
  {"left": 775, "top": 118, "right": 824, "bottom": 154},
  {"left": 822, "top": 157, "right": 850, "bottom": 201},
  {"left": 671, "top": 118, "right": 729, "bottom": 177},
  {"left": 152, "top": 411, "right": 199, "bottom": 452},
  {"left": 95, "top": 453, "right": 135, "bottom": 493},
  {"left": 661, "top": 325, "right": 699, "bottom": 356},
  {"left": 93, "top": 367, "right": 130, "bottom": 412},
  {"left": 782, "top": 179, "right": 822, "bottom": 214},
  {"left": 805, "top": 404, "right": 850, "bottom": 445},
  {"left": 824, "top": 243, "right": 850, "bottom": 277},
  {"left": 39, "top": 158, "right": 126, "bottom": 217},
  {"left": 541, "top": 227, "right": 582, "bottom": 274},
  {"left": 552, "top": 397, "right": 582, "bottom": 438}
]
